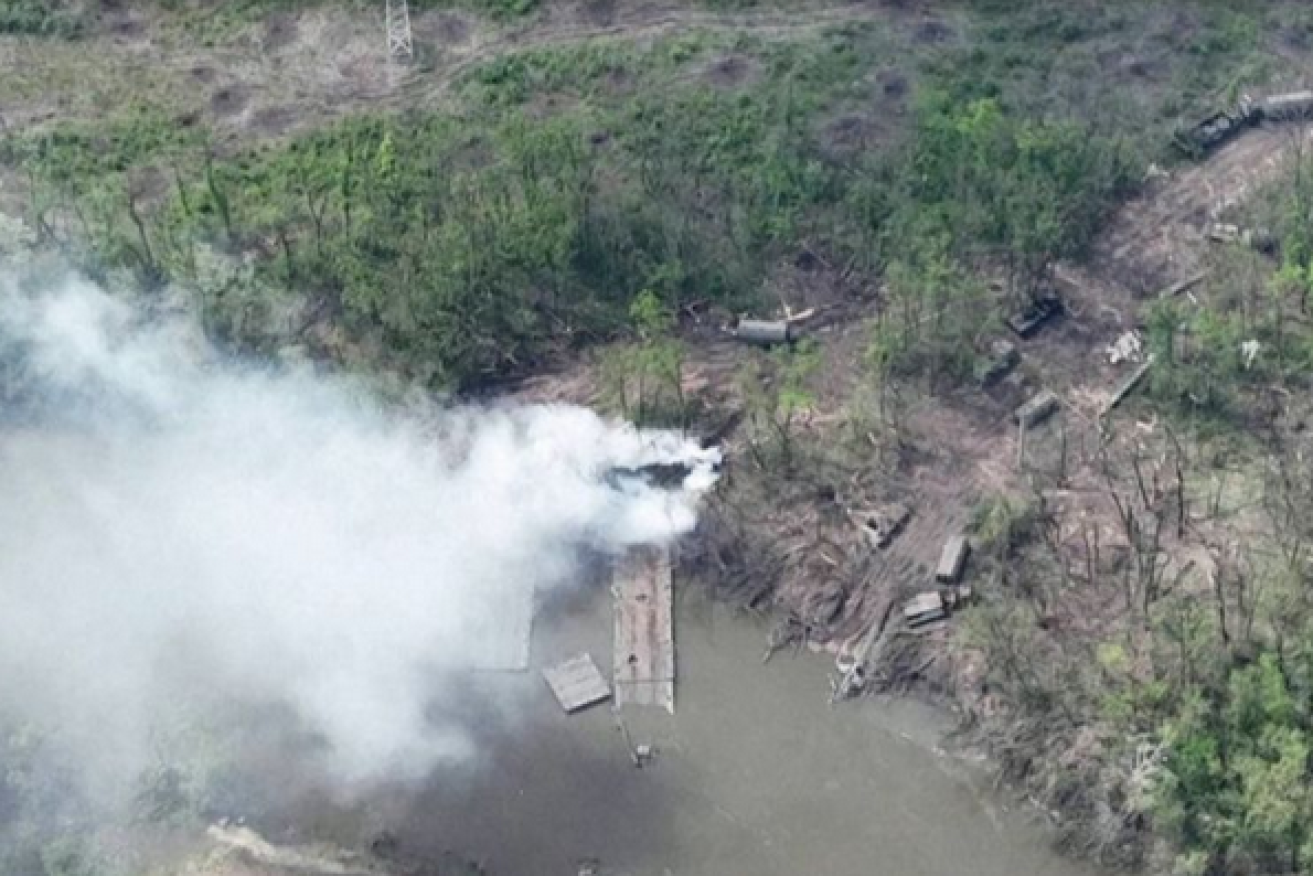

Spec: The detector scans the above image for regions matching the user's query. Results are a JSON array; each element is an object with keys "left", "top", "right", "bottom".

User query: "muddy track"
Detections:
[
  {"left": 1091, "top": 125, "right": 1313, "bottom": 293},
  {"left": 365, "top": 2, "right": 886, "bottom": 106}
]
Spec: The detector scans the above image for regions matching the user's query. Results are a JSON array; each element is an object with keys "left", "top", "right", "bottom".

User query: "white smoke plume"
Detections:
[{"left": 0, "top": 269, "right": 718, "bottom": 788}]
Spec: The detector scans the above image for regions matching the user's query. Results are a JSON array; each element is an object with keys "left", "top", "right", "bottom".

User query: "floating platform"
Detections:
[
  {"left": 613, "top": 547, "right": 675, "bottom": 713},
  {"left": 543, "top": 653, "right": 612, "bottom": 714}
]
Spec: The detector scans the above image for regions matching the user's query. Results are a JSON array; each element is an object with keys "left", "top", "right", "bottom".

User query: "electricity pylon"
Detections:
[{"left": 385, "top": 0, "right": 413, "bottom": 61}]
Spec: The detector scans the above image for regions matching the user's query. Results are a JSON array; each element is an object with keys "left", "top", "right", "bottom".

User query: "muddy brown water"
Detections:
[{"left": 372, "top": 582, "right": 1103, "bottom": 876}]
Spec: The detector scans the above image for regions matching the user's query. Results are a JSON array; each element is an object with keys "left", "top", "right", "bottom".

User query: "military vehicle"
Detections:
[
  {"left": 1172, "top": 98, "right": 1258, "bottom": 157},
  {"left": 1006, "top": 294, "right": 1063, "bottom": 339}
]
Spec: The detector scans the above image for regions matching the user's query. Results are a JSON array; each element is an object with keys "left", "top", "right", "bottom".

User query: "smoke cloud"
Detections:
[{"left": 0, "top": 269, "right": 717, "bottom": 789}]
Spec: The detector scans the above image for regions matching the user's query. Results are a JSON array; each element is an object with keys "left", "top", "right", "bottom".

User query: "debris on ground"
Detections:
[
  {"left": 205, "top": 823, "right": 383, "bottom": 875},
  {"left": 850, "top": 503, "right": 912, "bottom": 549},
  {"left": 615, "top": 715, "right": 656, "bottom": 769},
  {"left": 1104, "top": 331, "right": 1143, "bottom": 366},
  {"left": 1242, "top": 339, "right": 1261, "bottom": 370},
  {"left": 1157, "top": 271, "right": 1209, "bottom": 299},
  {"left": 543, "top": 653, "right": 611, "bottom": 714},
  {"left": 976, "top": 339, "right": 1020, "bottom": 386},
  {"left": 830, "top": 596, "right": 900, "bottom": 703},
  {"left": 944, "top": 583, "right": 973, "bottom": 609},
  {"left": 1206, "top": 222, "right": 1279, "bottom": 254},
  {"left": 762, "top": 614, "right": 805, "bottom": 663},
  {"left": 801, "top": 579, "right": 849, "bottom": 629}
]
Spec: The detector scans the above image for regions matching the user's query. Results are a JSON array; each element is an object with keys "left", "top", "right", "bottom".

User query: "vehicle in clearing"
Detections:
[
  {"left": 1015, "top": 390, "right": 1060, "bottom": 428},
  {"left": 1006, "top": 294, "right": 1062, "bottom": 339},
  {"left": 1259, "top": 90, "right": 1313, "bottom": 122},
  {"left": 976, "top": 339, "right": 1020, "bottom": 386},
  {"left": 851, "top": 503, "right": 912, "bottom": 549},
  {"left": 904, "top": 592, "right": 948, "bottom": 631},
  {"left": 936, "top": 535, "right": 971, "bottom": 584},
  {"left": 1172, "top": 98, "right": 1258, "bottom": 157}
]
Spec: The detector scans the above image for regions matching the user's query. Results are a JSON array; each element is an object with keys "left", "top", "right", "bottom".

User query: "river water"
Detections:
[{"left": 375, "top": 581, "right": 1101, "bottom": 876}]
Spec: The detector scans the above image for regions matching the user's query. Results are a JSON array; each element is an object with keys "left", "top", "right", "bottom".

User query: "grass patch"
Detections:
[
  {"left": 0, "top": 1, "right": 1296, "bottom": 392},
  {"left": 0, "top": 0, "right": 84, "bottom": 37}
]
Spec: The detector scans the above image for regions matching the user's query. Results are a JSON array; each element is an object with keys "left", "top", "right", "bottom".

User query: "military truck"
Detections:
[
  {"left": 1259, "top": 90, "right": 1313, "bottom": 122},
  {"left": 1173, "top": 98, "right": 1258, "bottom": 157}
]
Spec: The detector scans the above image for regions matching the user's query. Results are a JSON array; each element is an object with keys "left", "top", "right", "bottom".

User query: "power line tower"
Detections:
[{"left": 385, "top": 0, "right": 413, "bottom": 61}]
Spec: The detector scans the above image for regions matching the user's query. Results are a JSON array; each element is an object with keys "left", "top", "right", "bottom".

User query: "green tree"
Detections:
[
  {"left": 739, "top": 337, "right": 820, "bottom": 471},
  {"left": 601, "top": 289, "right": 686, "bottom": 428}
]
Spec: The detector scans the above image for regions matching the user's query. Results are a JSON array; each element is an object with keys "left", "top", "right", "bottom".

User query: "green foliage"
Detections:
[
  {"left": 872, "top": 94, "right": 1136, "bottom": 300},
  {"left": 0, "top": 0, "right": 83, "bottom": 37},
  {"left": 739, "top": 338, "right": 819, "bottom": 471},
  {"left": 931, "top": 1, "right": 1277, "bottom": 149},
  {"left": 1146, "top": 296, "right": 1268, "bottom": 419},
  {"left": 152, "top": 0, "right": 539, "bottom": 41},
  {"left": 1156, "top": 655, "right": 1313, "bottom": 874},
  {"left": 600, "top": 290, "right": 687, "bottom": 427},
  {"left": 969, "top": 493, "right": 1037, "bottom": 559},
  {"left": 6, "top": 109, "right": 206, "bottom": 182},
  {"left": 873, "top": 228, "right": 991, "bottom": 386},
  {"left": 448, "top": 0, "right": 541, "bottom": 18},
  {"left": 0, "top": 3, "right": 1262, "bottom": 400}
]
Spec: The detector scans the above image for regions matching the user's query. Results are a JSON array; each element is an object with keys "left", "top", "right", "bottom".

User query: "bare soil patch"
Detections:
[
  {"left": 263, "top": 12, "right": 299, "bottom": 53},
  {"left": 427, "top": 11, "right": 473, "bottom": 46},
  {"left": 209, "top": 85, "right": 252, "bottom": 118},
  {"left": 249, "top": 106, "right": 299, "bottom": 138},
  {"left": 816, "top": 69, "right": 908, "bottom": 159}
]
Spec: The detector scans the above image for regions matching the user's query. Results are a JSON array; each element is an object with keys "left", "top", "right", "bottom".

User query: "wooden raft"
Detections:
[
  {"left": 612, "top": 546, "right": 675, "bottom": 713},
  {"left": 542, "top": 653, "right": 611, "bottom": 713}
]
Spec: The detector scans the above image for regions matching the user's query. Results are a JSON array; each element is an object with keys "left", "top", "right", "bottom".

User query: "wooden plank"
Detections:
[
  {"left": 1157, "top": 271, "right": 1209, "bottom": 299},
  {"left": 543, "top": 653, "right": 611, "bottom": 714},
  {"left": 613, "top": 547, "right": 675, "bottom": 713},
  {"left": 1103, "top": 360, "right": 1153, "bottom": 416}
]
